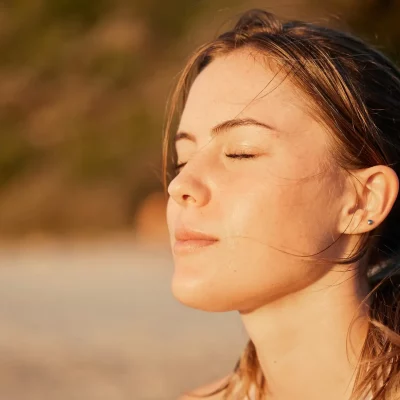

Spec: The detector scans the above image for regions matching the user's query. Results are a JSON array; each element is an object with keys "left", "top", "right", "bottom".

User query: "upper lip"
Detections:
[{"left": 174, "top": 226, "right": 219, "bottom": 241}]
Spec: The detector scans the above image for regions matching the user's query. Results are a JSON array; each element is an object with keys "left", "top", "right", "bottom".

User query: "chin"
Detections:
[{"left": 171, "top": 275, "right": 238, "bottom": 312}]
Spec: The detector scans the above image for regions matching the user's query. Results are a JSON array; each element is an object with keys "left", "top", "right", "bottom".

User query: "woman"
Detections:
[{"left": 163, "top": 9, "right": 400, "bottom": 400}]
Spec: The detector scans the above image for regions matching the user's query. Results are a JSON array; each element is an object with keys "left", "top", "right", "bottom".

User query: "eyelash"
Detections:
[{"left": 174, "top": 152, "right": 256, "bottom": 173}]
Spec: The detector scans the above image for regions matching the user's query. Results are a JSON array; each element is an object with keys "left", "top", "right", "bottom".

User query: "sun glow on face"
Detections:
[{"left": 166, "top": 49, "right": 345, "bottom": 312}]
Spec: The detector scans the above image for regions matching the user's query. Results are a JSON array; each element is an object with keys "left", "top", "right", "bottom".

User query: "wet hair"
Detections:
[{"left": 162, "top": 9, "right": 400, "bottom": 400}]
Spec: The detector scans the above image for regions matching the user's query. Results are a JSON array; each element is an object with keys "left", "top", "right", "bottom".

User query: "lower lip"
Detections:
[{"left": 174, "top": 239, "right": 218, "bottom": 254}]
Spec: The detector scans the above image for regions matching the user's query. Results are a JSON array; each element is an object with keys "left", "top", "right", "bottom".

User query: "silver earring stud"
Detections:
[{"left": 367, "top": 219, "right": 374, "bottom": 225}]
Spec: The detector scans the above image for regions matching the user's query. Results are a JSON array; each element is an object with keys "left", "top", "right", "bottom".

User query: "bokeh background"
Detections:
[{"left": 0, "top": 1, "right": 399, "bottom": 399}]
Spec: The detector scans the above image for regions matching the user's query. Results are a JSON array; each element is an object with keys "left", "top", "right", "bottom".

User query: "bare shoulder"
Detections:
[{"left": 177, "top": 374, "right": 232, "bottom": 400}]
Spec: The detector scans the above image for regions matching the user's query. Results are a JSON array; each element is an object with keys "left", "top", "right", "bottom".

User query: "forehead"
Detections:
[{"left": 179, "top": 49, "right": 308, "bottom": 133}]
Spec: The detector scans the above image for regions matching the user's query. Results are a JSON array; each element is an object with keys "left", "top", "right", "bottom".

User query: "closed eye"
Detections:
[
  {"left": 174, "top": 162, "right": 187, "bottom": 173},
  {"left": 225, "top": 153, "right": 256, "bottom": 159},
  {"left": 173, "top": 153, "right": 257, "bottom": 174}
]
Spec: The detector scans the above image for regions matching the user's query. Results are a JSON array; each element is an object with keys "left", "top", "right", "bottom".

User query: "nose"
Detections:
[{"left": 167, "top": 162, "right": 211, "bottom": 207}]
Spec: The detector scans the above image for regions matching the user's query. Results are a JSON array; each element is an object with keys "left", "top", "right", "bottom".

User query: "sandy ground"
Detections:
[{"left": 0, "top": 238, "right": 247, "bottom": 400}]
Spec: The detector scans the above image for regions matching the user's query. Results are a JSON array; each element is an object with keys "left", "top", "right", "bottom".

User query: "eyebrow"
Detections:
[{"left": 174, "top": 117, "right": 278, "bottom": 143}]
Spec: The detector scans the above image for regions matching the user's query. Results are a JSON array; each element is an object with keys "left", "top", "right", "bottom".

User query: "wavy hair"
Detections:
[{"left": 162, "top": 9, "right": 400, "bottom": 400}]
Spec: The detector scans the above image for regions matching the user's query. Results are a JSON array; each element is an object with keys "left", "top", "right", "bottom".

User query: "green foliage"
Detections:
[
  {"left": 138, "top": 0, "right": 207, "bottom": 41},
  {"left": 0, "top": 107, "right": 38, "bottom": 186},
  {"left": 85, "top": 51, "right": 142, "bottom": 89},
  {"left": 345, "top": 0, "right": 400, "bottom": 64},
  {"left": 41, "top": 0, "right": 112, "bottom": 28}
]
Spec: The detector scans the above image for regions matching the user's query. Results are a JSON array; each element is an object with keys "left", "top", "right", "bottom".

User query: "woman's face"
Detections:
[{"left": 166, "top": 49, "right": 348, "bottom": 312}]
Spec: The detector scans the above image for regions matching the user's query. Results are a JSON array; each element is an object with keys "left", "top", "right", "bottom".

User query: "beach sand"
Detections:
[{"left": 0, "top": 238, "right": 247, "bottom": 399}]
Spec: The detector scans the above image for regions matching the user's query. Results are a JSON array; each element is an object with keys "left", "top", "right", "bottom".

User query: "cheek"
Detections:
[
  {"left": 224, "top": 168, "right": 339, "bottom": 257},
  {"left": 223, "top": 179, "right": 302, "bottom": 252}
]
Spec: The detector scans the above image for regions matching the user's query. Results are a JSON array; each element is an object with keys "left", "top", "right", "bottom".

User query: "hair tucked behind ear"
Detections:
[{"left": 163, "top": 8, "right": 400, "bottom": 400}]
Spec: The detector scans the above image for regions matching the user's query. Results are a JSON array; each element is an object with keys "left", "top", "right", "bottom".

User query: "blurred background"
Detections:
[{"left": 0, "top": 0, "right": 399, "bottom": 399}]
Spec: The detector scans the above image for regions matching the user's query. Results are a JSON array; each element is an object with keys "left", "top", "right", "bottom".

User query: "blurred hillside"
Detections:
[{"left": 0, "top": 0, "right": 399, "bottom": 237}]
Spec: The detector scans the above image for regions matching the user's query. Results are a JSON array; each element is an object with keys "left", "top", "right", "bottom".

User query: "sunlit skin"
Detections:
[{"left": 166, "top": 49, "right": 399, "bottom": 400}]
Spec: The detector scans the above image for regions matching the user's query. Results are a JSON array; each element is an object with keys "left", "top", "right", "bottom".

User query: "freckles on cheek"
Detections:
[
  {"left": 223, "top": 179, "right": 304, "bottom": 248},
  {"left": 225, "top": 189, "right": 275, "bottom": 239}
]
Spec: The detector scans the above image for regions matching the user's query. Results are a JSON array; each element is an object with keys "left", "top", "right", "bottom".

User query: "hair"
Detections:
[{"left": 162, "top": 9, "right": 400, "bottom": 400}]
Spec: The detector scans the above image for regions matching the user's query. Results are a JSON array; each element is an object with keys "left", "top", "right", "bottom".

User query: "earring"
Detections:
[{"left": 367, "top": 219, "right": 374, "bottom": 225}]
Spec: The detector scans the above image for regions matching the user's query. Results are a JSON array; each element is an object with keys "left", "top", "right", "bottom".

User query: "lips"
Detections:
[
  {"left": 175, "top": 226, "right": 218, "bottom": 241},
  {"left": 173, "top": 226, "right": 219, "bottom": 254}
]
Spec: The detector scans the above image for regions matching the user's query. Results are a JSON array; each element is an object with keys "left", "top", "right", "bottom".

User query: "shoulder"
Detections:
[{"left": 177, "top": 374, "right": 232, "bottom": 400}]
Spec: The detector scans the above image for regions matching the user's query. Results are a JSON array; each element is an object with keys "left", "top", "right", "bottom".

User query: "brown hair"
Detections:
[{"left": 162, "top": 9, "right": 400, "bottom": 400}]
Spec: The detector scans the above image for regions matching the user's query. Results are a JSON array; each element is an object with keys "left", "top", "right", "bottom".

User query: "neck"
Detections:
[{"left": 240, "top": 266, "right": 371, "bottom": 400}]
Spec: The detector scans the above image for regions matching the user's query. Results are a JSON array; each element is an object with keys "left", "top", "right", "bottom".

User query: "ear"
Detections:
[{"left": 338, "top": 165, "right": 399, "bottom": 235}]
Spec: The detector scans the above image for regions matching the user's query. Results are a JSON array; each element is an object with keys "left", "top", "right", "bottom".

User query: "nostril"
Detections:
[{"left": 182, "top": 193, "right": 198, "bottom": 204}]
